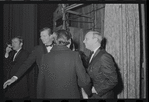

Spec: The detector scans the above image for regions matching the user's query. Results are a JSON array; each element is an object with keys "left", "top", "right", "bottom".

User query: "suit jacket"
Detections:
[
  {"left": 37, "top": 45, "right": 91, "bottom": 99},
  {"left": 15, "top": 44, "right": 48, "bottom": 78},
  {"left": 4, "top": 49, "right": 29, "bottom": 98},
  {"left": 84, "top": 48, "right": 118, "bottom": 99},
  {"left": 14, "top": 44, "right": 49, "bottom": 97}
]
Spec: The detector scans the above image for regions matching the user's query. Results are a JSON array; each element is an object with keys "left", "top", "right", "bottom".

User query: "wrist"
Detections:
[{"left": 12, "top": 76, "right": 18, "bottom": 80}]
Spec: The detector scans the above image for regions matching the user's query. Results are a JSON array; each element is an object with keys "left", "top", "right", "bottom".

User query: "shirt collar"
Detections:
[
  {"left": 16, "top": 48, "right": 22, "bottom": 53},
  {"left": 45, "top": 45, "right": 53, "bottom": 48},
  {"left": 93, "top": 46, "right": 100, "bottom": 54},
  {"left": 45, "top": 42, "right": 53, "bottom": 47}
]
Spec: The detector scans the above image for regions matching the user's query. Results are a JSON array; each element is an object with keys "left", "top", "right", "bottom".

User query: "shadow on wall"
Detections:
[{"left": 102, "top": 37, "right": 124, "bottom": 98}]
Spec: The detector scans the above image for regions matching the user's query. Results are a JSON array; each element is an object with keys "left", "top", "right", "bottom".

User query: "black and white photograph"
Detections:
[{"left": 1, "top": 0, "right": 147, "bottom": 101}]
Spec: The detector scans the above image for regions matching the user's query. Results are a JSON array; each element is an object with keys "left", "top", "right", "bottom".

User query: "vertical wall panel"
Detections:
[
  {"left": 140, "top": 4, "right": 146, "bottom": 98},
  {"left": 134, "top": 4, "right": 141, "bottom": 98},
  {"left": 120, "top": 4, "right": 125, "bottom": 98},
  {"left": 70, "top": 4, "right": 105, "bottom": 33},
  {"left": 104, "top": 4, "right": 140, "bottom": 98}
]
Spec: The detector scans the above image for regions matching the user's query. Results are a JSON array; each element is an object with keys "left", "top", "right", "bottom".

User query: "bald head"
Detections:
[
  {"left": 83, "top": 30, "right": 103, "bottom": 51},
  {"left": 89, "top": 31, "right": 103, "bottom": 42}
]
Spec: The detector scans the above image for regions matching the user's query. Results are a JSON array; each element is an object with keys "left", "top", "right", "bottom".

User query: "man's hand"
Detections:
[
  {"left": 6, "top": 44, "right": 12, "bottom": 53},
  {"left": 3, "top": 76, "right": 18, "bottom": 89},
  {"left": 5, "top": 45, "right": 12, "bottom": 58}
]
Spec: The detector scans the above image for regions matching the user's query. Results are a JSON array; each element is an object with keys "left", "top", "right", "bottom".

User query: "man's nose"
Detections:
[{"left": 83, "top": 40, "right": 85, "bottom": 43}]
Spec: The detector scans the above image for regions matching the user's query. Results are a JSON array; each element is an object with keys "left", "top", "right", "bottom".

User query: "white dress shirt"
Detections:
[{"left": 46, "top": 46, "right": 53, "bottom": 53}]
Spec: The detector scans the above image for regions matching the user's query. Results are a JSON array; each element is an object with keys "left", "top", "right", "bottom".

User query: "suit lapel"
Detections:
[
  {"left": 13, "top": 49, "right": 22, "bottom": 61},
  {"left": 10, "top": 51, "right": 16, "bottom": 61},
  {"left": 89, "top": 48, "right": 100, "bottom": 64},
  {"left": 42, "top": 44, "right": 48, "bottom": 54},
  {"left": 88, "top": 49, "right": 106, "bottom": 71}
]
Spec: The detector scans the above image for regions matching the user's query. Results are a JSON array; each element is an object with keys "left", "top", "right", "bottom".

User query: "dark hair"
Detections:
[
  {"left": 40, "top": 27, "right": 52, "bottom": 36},
  {"left": 69, "top": 38, "right": 75, "bottom": 50},
  {"left": 100, "top": 37, "right": 107, "bottom": 50},
  {"left": 55, "top": 29, "right": 72, "bottom": 46},
  {"left": 12, "top": 36, "right": 23, "bottom": 44}
]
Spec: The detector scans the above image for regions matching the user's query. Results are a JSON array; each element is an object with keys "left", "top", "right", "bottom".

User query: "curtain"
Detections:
[
  {"left": 3, "top": 4, "right": 37, "bottom": 52},
  {"left": 104, "top": 4, "right": 140, "bottom": 98}
]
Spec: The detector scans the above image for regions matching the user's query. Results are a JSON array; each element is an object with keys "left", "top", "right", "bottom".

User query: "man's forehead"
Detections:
[
  {"left": 41, "top": 31, "right": 49, "bottom": 36},
  {"left": 12, "top": 38, "right": 19, "bottom": 41},
  {"left": 41, "top": 30, "right": 48, "bottom": 33},
  {"left": 86, "top": 32, "right": 93, "bottom": 38}
]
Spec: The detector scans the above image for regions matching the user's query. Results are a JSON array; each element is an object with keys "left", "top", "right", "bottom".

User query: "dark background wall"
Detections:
[{"left": 37, "top": 4, "right": 57, "bottom": 44}]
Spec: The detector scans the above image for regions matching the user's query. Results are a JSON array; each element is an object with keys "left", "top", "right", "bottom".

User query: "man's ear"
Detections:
[
  {"left": 20, "top": 42, "right": 23, "bottom": 46},
  {"left": 93, "top": 37, "right": 98, "bottom": 43}
]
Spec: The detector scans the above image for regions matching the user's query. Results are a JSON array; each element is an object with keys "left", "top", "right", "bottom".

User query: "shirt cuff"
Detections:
[
  {"left": 92, "top": 86, "right": 98, "bottom": 94},
  {"left": 13, "top": 76, "right": 18, "bottom": 80}
]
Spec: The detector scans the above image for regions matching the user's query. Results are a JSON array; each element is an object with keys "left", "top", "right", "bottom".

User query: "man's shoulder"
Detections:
[
  {"left": 66, "top": 50, "right": 79, "bottom": 55},
  {"left": 95, "top": 49, "right": 110, "bottom": 59},
  {"left": 100, "top": 50, "right": 114, "bottom": 61},
  {"left": 33, "top": 45, "right": 44, "bottom": 51},
  {"left": 20, "top": 49, "right": 29, "bottom": 55},
  {"left": 69, "top": 50, "right": 82, "bottom": 59}
]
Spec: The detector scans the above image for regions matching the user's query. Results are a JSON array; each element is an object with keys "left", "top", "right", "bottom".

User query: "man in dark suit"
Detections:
[
  {"left": 37, "top": 29, "right": 91, "bottom": 99},
  {"left": 82, "top": 31, "right": 118, "bottom": 99},
  {"left": 3, "top": 27, "right": 54, "bottom": 98},
  {"left": 4, "top": 36, "right": 29, "bottom": 98}
]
